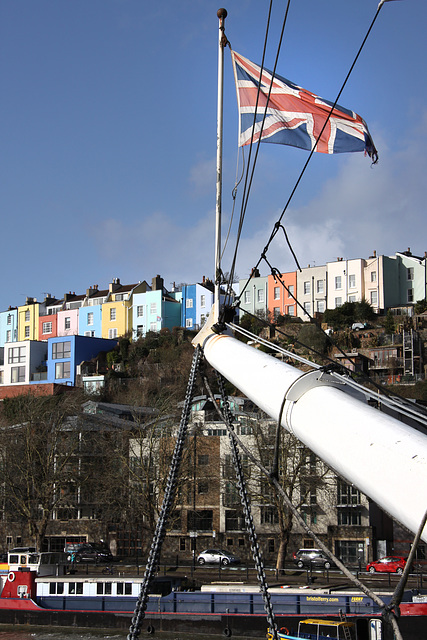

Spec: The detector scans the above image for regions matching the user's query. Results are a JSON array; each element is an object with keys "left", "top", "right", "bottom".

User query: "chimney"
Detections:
[
  {"left": 152, "top": 275, "right": 164, "bottom": 291},
  {"left": 109, "top": 278, "right": 121, "bottom": 293}
]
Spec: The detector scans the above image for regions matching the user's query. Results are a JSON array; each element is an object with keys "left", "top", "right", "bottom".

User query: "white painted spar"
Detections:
[{"left": 198, "top": 330, "right": 427, "bottom": 542}]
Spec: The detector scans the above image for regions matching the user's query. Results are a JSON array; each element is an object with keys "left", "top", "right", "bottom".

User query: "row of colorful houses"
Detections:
[{"left": 239, "top": 249, "right": 427, "bottom": 320}]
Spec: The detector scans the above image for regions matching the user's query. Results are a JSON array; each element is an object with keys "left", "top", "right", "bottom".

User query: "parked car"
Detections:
[
  {"left": 293, "top": 548, "right": 336, "bottom": 570},
  {"left": 72, "top": 543, "right": 113, "bottom": 564},
  {"left": 197, "top": 549, "right": 240, "bottom": 566},
  {"left": 366, "top": 556, "right": 407, "bottom": 574}
]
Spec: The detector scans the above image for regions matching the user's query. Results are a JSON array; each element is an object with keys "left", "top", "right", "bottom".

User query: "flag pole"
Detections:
[{"left": 214, "top": 8, "right": 227, "bottom": 323}]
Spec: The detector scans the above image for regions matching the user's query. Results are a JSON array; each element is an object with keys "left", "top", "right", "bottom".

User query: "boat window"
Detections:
[
  {"left": 20, "top": 555, "right": 27, "bottom": 564},
  {"left": 105, "top": 582, "right": 112, "bottom": 595},
  {"left": 97, "top": 583, "right": 103, "bottom": 595},
  {"left": 117, "top": 583, "right": 123, "bottom": 595},
  {"left": 125, "top": 583, "right": 132, "bottom": 595},
  {"left": 76, "top": 582, "right": 83, "bottom": 594},
  {"left": 29, "top": 554, "right": 39, "bottom": 564},
  {"left": 68, "top": 582, "right": 83, "bottom": 595},
  {"left": 9, "top": 555, "right": 18, "bottom": 564},
  {"left": 49, "top": 582, "right": 64, "bottom": 595}
]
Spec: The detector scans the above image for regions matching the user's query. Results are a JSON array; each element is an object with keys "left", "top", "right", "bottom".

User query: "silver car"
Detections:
[{"left": 197, "top": 548, "right": 240, "bottom": 566}]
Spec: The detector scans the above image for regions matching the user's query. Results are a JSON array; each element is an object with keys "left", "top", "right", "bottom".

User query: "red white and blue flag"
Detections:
[{"left": 231, "top": 50, "right": 378, "bottom": 162}]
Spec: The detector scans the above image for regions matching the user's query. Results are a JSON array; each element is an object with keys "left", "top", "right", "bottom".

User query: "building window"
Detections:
[
  {"left": 268, "top": 539, "right": 275, "bottom": 553},
  {"left": 337, "top": 480, "right": 361, "bottom": 505},
  {"left": 150, "top": 303, "right": 157, "bottom": 314},
  {"left": 348, "top": 295, "right": 356, "bottom": 303},
  {"left": 8, "top": 347, "right": 26, "bottom": 364},
  {"left": 7, "top": 315, "right": 12, "bottom": 325},
  {"left": 108, "top": 328, "right": 118, "bottom": 339},
  {"left": 64, "top": 317, "right": 71, "bottom": 330},
  {"left": 274, "top": 287, "right": 280, "bottom": 300},
  {"left": 317, "top": 300, "right": 325, "bottom": 313},
  {"left": 303, "top": 302, "right": 311, "bottom": 315},
  {"left": 110, "top": 308, "right": 116, "bottom": 321},
  {"left": 87, "top": 313, "right": 94, "bottom": 326},
  {"left": 25, "top": 310, "right": 30, "bottom": 322},
  {"left": 136, "top": 326, "right": 143, "bottom": 337},
  {"left": 11, "top": 366, "right": 25, "bottom": 383},
  {"left": 25, "top": 326, "right": 30, "bottom": 338},
  {"left": 287, "top": 305, "right": 295, "bottom": 316},
  {"left": 186, "top": 298, "right": 193, "bottom": 308},
  {"left": 338, "top": 508, "right": 361, "bottom": 526},
  {"left": 257, "top": 289, "right": 264, "bottom": 303},
  {"left": 407, "top": 267, "right": 414, "bottom": 281},
  {"left": 370, "top": 290, "right": 378, "bottom": 306},
  {"left": 198, "top": 481, "right": 209, "bottom": 494},
  {"left": 335, "top": 297, "right": 342, "bottom": 307},
  {"left": 0, "top": 371, "right": 3, "bottom": 384},
  {"left": 288, "top": 285, "right": 294, "bottom": 297},
  {"left": 200, "top": 295, "right": 206, "bottom": 308},
  {"left": 408, "top": 289, "right": 414, "bottom": 303},
  {"left": 115, "top": 294, "right": 124, "bottom": 301},
  {"left": 137, "top": 305, "right": 143, "bottom": 317},
  {"left": 198, "top": 455, "right": 209, "bottom": 465},
  {"left": 316, "top": 280, "right": 324, "bottom": 294},
  {"left": 273, "top": 307, "right": 280, "bottom": 319},
  {"left": 150, "top": 322, "right": 157, "bottom": 331},
  {"left": 335, "top": 275, "right": 342, "bottom": 289},
  {"left": 186, "top": 318, "right": 193, "bottom": 328},
  {"left": 55, "top": 361, "right": 71, "bottom": 379},
  {"left": 371, "top": 271, "right": 377, "bottom": 283},
  {"left": 349, "top": 274, "right": 356, "bottom": 288},
  {"left": 6, "top": 330, "right": 11, "bottom": 342},
  {"left": 260, "top": 506, "right": 279, "bottom": 525},
  {"left": 52, "top": 341, "right": 71, "bottom": 359},
  {"left": 42, "top": 322, "right": 52, "bottom": 335},
  {"left": 244, "top": 291, "right": 251, "bottom": 304},
  {"left": 303, "top": 281, "right": 310, "bottom": 295},
  {"left": 179, "top": 538, "right": 186, "bottom": 551}
]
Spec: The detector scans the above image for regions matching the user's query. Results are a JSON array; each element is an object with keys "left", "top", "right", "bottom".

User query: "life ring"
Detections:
[
  {"left": 146, "top": 624, "right": 155, "bottom": 634},
  {"left": 223, "top": 628, "right": 232, "bottom": 638},
  {"left": 279, "top": 628, "right": 289, "bottom": 636},
  {"left": 7, "top": 572, "right": 15, "bottom": 582}
]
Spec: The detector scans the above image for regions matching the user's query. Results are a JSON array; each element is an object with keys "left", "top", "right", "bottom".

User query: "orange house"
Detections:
[
  {"left": 267, "top": 271, "right": 297, "bottom": 320},
  {"left": 39, "top": 313, "right": 58, "bottom": 341}
]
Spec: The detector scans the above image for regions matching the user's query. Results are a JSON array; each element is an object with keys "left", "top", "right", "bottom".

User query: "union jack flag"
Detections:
[{"left": 231, "top": 51, "right": 378, "bottom": 162}]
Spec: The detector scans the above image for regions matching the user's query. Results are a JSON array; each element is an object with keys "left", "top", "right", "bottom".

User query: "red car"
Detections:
[{"left": 366, "top": 556, "right": 406, "bottom": 574}]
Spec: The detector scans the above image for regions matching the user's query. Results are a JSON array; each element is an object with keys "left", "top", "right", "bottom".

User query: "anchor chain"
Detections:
[
  {"left": 127, "top": 345, "right": 202, "bottom": 640},
  {"left": 217, "top": 371, "right": 278, "bottom": 640}
]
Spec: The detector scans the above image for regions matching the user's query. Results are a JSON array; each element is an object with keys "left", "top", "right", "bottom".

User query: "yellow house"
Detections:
[
  {"left": 17, "top": 297, "right": 42, "bottom": 341},
  {"left": 101, "top": 279, "right": 149, "bottom": 339}
]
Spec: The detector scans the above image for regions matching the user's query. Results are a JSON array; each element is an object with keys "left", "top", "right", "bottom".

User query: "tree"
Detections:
[
  {"left": 0, "top": 392, "right": 85, "bottom": 550},
  {"left": 324, "top": 300, "right": 375, "bottom": 330}
]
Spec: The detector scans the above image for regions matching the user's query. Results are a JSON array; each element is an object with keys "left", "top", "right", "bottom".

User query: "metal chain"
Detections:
[
  {"left": 217, "top": 371, "right": 278, "bottom": 640},
  {"left": 127, "top": 345, "right": 202, "bottom": 640}
]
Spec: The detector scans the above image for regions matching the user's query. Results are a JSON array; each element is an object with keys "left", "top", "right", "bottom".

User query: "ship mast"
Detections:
[{"left": 214, "top": 8, "right": 227, "bottom": 322}]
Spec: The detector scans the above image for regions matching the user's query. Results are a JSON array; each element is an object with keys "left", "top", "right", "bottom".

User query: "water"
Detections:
[{"left": 0, "top": 632, "right": 213, "bottom": 640}]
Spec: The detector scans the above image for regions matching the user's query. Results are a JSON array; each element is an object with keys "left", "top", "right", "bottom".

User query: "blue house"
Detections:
[
  {"left": 46, "top": 336, "right": 118, "bottom": 386},
  {"left": 0, "top": 308, "right": 18, "bottom": 348},
  {"left": 132, "top": 275, "right": 181, "bottom": 338}
]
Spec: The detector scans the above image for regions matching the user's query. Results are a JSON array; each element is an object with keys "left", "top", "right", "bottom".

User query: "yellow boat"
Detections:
[{"left": 267, "top": 618, "right": 357, "bottom": 640}]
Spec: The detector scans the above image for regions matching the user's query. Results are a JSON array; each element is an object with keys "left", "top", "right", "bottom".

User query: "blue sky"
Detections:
[{"left": 1, "top": 0, "right": 426, "bottom": 311}]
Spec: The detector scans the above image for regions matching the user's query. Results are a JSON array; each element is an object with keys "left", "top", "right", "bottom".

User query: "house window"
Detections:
[
  {"left": 274, "top": 287, "right": 280, "bottom": 300},
  {"left": 198, "top": 481, "right": 209, "bottom": 494},
  {"left": 303, "top": 281, "right": 310, "bottom": 295},
  {"left": 55, "top": 361, "right": 71, "bottom": 379},
  {"left": 370, "top": 290, "right": 378, "bottom": 306},
  {"left": 137, "top": 305, "right": 143, "bottom": 317},
  {"left": 335, "top": 275, "right": 342, "bottom": 289},
  {"left": 288, "top": 285, "right": 294, "bottom": 297},
  {"left": 115, "top": 294, "right": 124, "bottom": 301},
  {"left": 87, "top": 313, "right": 94, "bottom": 326},
  {"left": 25, "top": 310, "right": 30, "bottom": 322},
  {"left": 200, "top": 295, "right": 206, "bottom": 308},
  {"left": 0, "top": 371, "right": 3, "bottom": 384},
  {"left": 349, "top": 274, "right": 356, "bottom": 288},
  {"left": 303, "top": 302, "right": 311, "bottom": 315},
  {"left": 338, "top": 508, "right": 361, "bottom": 526},
  {"left": 317, "top": 300, "right": 325, "bottom": 313},
  {"left": 260, "top": 506, "right": 279, "bottom": 525},
  {"left": 407, "top": 267, "right": 414, "bottom": 281},
  {"left": 268, "top": 539, "right": 275, "bottom": 553},
  {"left": 287, "top": 305, "right": 295, "bottom": 316},
  {"left": 110, "top": 308, "right": 116, "bottom": 321},
  {"left": 335, "top": 297, "right": 342, "bottom": 307},
  {"left": 186, "top": 299, "right": 193, "bottom": 308},
  {"left": 316, "top": 280, "right": 324, "bottom": 294},
  {"left": 108, "top": 328, "right": 118, "bottom": 339},
  {"left": 257, "top": 289, "right": 264, "bottom": 303},
  {"left": 408, "top": 289, "right": 414, "bottom": 303},
  {"left": 6, "top": 330, "right": 11, "bottom": 342},
  {"left": 84, "top": 331, "right": 95, "bottom": 337},
  {"left": 150, "top": 322, "right": 157, "bottom": 331},
  {"left": 150, "top": 303, "right": 157, "bottom": 314},
  {"left": 136, "top": 326, "right": 143, "bottom": 337},
  {"left": 25, "top": 326, "right": 30, "bottom": 338},
  {"left": 186, "top": 318, "right": 193, "bottom": 328},
  {"left": 244, "top": 291, "right": 251, "bottom": 304},
  {"left": 337, "top": 480, "right": 361, "bottom": 505},
  {"left": 273, "top": 307, "right": 280, "bottom": 319},
  {"left": 42, "top": 322, "right": 52, "bottom": 335},
  {"left": 179, "top": 538, "right": 186, "bottom": 551},
  {"left": 52, "top": 341, "right": 71, "bottom": 359},
  {"left": 8, "top": 347, "right": 26, "bottom": 363},
  {"left": 7, "top": 315, "right": 11, "bottom": 325},
  {"left": 349, "top": 295, "right": 356, "bottom": 303},
  {"left": 11, "top": 367, "right": 25, "bottom": 383},
  {"left": 371, "top": 271, "right": 377, "bottom": 283},
  {"left": 64, "top": 317, "right": 71, "bottom": 330}
]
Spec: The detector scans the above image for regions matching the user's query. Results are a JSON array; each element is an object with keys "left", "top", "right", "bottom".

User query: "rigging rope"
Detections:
[{"left": 127, "top": 346, "right": 202, "bottom": 640}]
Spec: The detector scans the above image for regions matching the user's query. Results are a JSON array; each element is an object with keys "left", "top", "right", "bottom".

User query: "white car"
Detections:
[{"left": 197, "top": 549, "right": 240, "bottom": 566}]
